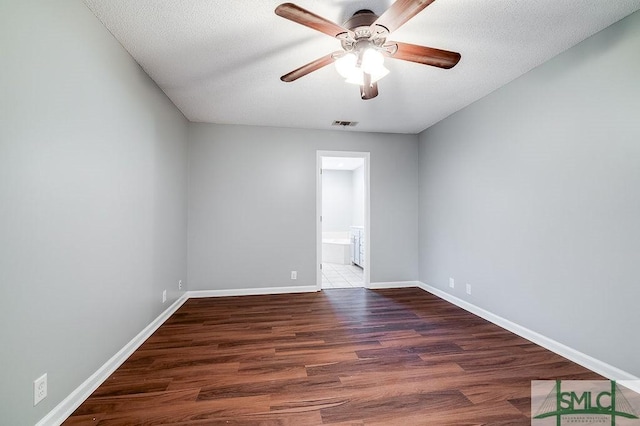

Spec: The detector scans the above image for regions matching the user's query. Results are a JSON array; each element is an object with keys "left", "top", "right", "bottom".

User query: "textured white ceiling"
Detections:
[{"left": 83, "top": 0, "right": 640, "bottom": 134}]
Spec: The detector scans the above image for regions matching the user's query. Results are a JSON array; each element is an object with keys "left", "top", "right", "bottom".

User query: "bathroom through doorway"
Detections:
[{"left": 316, "top": 151, "right": 370, "bottom": 289}]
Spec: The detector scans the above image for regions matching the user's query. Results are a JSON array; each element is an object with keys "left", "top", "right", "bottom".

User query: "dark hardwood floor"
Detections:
[{"left": 64, "top": 288, "right": 602, "bottom": 425}]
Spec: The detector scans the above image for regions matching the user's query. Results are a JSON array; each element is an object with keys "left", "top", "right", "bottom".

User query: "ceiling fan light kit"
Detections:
[
  {"left": 334, "top": 49, "right": 389, "bottom": 86},
  {"left": 275, "top": 0, "right": 461, "bottom": 100}
]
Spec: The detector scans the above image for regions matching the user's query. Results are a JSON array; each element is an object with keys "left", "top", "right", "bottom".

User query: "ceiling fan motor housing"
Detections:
[
  {"left": 340, "top": 9, "right": 389, "bottom": 53},
  {"left": 345, "top": 10, "right": 378, "bottom": 33}
]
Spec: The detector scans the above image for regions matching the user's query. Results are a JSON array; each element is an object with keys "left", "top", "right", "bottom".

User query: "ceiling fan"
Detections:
[{"left": 275, "top": 0, "right": 461, "bottom": 100}]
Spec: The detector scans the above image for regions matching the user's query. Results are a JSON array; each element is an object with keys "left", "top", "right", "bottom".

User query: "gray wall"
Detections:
[
  {"left": 188, "top": 124, "right": 419, "bottom": 290},
  {"left": 322, "top": 170, "right": 354, "bottom": 233},
  {"left": 418, "top": 11, "right": 640, "bottom": 376},
  {"left": 0, "top": 1, "right": 188, "bottom": 424}
]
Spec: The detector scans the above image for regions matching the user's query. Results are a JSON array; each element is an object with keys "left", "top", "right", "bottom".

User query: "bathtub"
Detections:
[{"left": 322, "top": 237, "right": 351, "bottom": 265}]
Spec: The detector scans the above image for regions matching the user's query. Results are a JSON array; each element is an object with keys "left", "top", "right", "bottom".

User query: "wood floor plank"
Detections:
[
  {"left": 71, "top": 389, "right": 200, "bottom": 416},
  {"left": 319, "top": 390, "right": 473, "bottom": 424},
  {"left": 64, "top": 288, "right": 605, "bottom": 425}
]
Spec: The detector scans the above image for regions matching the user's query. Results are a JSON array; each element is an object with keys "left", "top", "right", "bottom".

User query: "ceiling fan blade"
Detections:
[
  {"left": 281, "top": 53, "right": 336, "bottom": 82},
  {"left": 360, "top": 74, "right": 379, "bottom": 100},
  {"left": 389, "top": 41, "right": 461, "bottom": 69},
  {"left": 374, "top": 0, "right": 436, "bottom": 34},
  {"left": 275, "top": 3, "right": 350, "bottom": 38}
]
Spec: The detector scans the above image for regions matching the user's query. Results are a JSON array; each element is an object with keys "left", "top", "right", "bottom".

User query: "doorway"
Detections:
[{"left": 316, "top": 151, "right": 370, "bottom": 290}]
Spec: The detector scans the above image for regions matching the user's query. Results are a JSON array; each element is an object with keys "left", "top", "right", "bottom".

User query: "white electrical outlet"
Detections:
[
  {"left": 34, "top": 373, "right": 47, "bottom": 406},
  {"left": 178, "top": 280, "right": 183, "bottom": 290},
  {"left": 449, "top": 277, "right": 455, "bottom": 288},
  {"left": 291, "top": 271, "right": 297, "bottom": 280},
  {"left": 466, "top": 283, "right": 471, "bottom": 295},
  {"left": 162, "top": 289, "right": 167, "bottom": 303}
]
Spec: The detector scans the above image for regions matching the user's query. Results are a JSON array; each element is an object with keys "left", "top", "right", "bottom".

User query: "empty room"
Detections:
[{"left": 2, "top": 1, "right": 640, "bottom": 425}]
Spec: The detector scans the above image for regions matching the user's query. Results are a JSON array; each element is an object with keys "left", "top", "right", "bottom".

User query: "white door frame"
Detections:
[{"left": 316, "top": 150, "right": 371, "bottom": 290}]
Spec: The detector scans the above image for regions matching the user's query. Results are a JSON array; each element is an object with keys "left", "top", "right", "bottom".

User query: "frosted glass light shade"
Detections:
[
  {"left": 361, "top": 48, "right": 385, "bottom": 74},
  {"left": 345, "top": 67, "right": 389, "bottom": 85},
  {"left": 335, "top": 53, "right": 358, "bottom": 79},
  {"left": 336, "top": 48, "right": 389, "bottom": 85}
]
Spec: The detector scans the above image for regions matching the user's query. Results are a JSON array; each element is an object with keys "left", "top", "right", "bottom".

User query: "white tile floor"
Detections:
[{"left": 321, "top": 262, "right": 364, "bottom": 288}]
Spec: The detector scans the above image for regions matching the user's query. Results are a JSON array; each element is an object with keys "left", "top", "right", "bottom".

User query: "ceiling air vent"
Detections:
[{"left": 332, "top": 120, "right": 358, "bottom": 127}]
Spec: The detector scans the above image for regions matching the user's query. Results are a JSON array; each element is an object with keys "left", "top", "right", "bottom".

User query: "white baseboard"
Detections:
[
  {"left": 367, "top": 280, "right": 420, "bottom": 289},
  {"left": 187, "top": 285, "right": 318, "bottom": 298},
  {"left": 417, "top": 282, "right": 640, "bottom": 392},
  {"left": 36, "top": 294, "right": 189, "bottom": 426}
]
